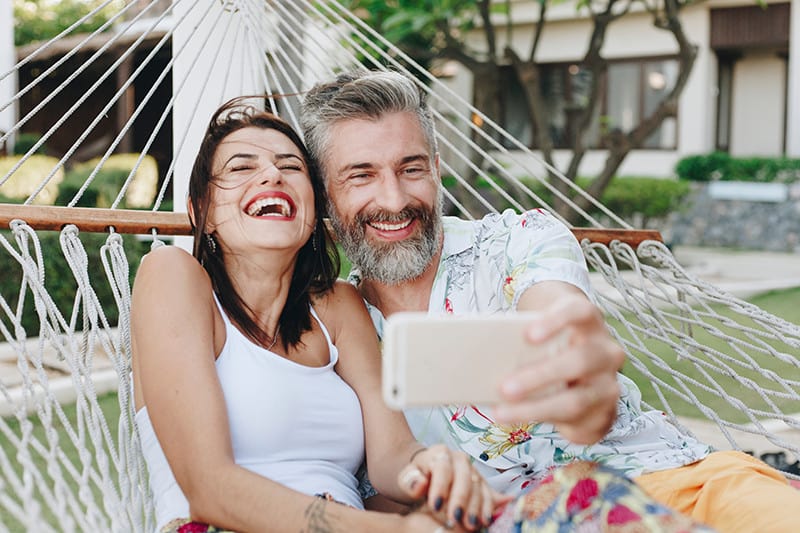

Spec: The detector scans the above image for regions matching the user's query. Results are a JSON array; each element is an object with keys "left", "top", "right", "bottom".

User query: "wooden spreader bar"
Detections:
[{"left": 0, "top": 204, "right": 662, "bottom": 246}]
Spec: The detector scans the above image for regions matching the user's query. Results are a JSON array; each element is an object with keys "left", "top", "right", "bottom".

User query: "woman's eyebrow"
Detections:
[
  {"left": 223, "top": 153, "right": 257, "bottom": 167},
  {"left": 274, "top": 153, "right": 304, "bottom": 162}
]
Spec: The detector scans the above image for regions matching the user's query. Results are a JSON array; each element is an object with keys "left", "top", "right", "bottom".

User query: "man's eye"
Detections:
[{"left": 403, "top": 167, "right": 425, "bottom": 175}]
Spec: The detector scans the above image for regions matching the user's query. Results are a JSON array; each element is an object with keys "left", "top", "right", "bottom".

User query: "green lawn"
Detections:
[
  {"left": 0, "top": 393, "right": 122, "bottom": 530},
  {"left": 613, "top": 287, "right": 800, "bottom": 424}
]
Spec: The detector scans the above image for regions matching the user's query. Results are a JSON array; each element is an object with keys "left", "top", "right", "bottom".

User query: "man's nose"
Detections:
[{"left": 374, "top": 172, "right": 410, "bottom": 212}]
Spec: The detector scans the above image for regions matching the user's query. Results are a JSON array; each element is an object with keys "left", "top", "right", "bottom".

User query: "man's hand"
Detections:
[{"left": 494, "top": 283, "right": 624, "bottom": 444}]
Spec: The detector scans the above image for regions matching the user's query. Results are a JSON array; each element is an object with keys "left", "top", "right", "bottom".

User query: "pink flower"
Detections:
[
  {"left": 445, "top": 298, "right": 454, "bottom": 313},
  {"left": 566, "top": 478, "right": 599, "bottom": 513},
  {"left": 507, "top": 428, "right": 531, "bottom": 445},
  {"left": 607, "top": 504, "right": 641, "bottom": 525},
  {"left": 178, "top": 523, "right": 210, "bottom": 533}
]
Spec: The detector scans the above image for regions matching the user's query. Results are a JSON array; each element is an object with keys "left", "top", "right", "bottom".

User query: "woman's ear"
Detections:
[{"left": 186, "top": 199, "right": 196, "bottom": 227}]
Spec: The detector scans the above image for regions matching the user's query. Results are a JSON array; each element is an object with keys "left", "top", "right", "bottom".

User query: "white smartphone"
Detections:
[{"left": 382, "top": 312, "right": 563, "bottom": 410}]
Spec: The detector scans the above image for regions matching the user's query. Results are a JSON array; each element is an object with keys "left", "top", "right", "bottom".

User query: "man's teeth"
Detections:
[
  {"left": 370, "top": 219, "right": 411, "bottom": 231},
  {"left": 247, "top": 197, "right": 291, "bottom": 217}
]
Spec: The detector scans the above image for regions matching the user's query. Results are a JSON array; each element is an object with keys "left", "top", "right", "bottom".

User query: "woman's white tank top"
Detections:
[{"left": 135, "top": 300, "right": 366, "bottom": 530}]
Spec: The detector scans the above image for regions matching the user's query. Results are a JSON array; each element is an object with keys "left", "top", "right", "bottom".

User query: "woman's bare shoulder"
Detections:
[
  {"left": 315, "top": 280, "right": 362, "bottom": 311},
  {"left": 133, "top": 245, "right": 212, "bottom": 299}
]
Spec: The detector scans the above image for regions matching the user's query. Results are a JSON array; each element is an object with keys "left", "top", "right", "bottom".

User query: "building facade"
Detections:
[{"left": 440, "top": 0, "right": 800, "bottom": 178}]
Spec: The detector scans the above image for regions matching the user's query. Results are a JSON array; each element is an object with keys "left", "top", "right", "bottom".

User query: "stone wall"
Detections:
[{"left": 663, "top": 182, "right": 800, "bottom": 252}]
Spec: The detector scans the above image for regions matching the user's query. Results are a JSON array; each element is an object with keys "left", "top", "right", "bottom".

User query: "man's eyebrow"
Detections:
[
  {"left": 337, "top": 161, "right": 374, "bottom": 174},
  {"left": 336, "top": 154, "right": 429, "bottom": 175},
  {"left": 399, "top": 154, "right": 429, "bottom": 166}
]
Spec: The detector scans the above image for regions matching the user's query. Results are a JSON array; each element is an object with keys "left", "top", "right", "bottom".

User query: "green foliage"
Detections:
[
  {"left": 598, "top": 176, "right": 690, "bottom": 221},
  {"left": 447, "top": 175, "right": 690, "bottom": 223},
  {"left": 56, "top": 154, "right": 159, "bottom": 209},
  {"left": 13, "top": 0, "right": 122, "bottom": 46},
  {"left": 675, "top": 153, "right": 800, "bottom": 183},
  {"left": 12, "top": 132, "right": 46, "bottom": 155},
  {"left": 56, "top": 167, "right": 130, "bottom": 208},
  {"left": 0, "top": 154, "right": 64, "bottom": 204},
  {"left": 341, "top": 0, "right": 479, "bottom": 69},
  {"left": 0, "top": 230, "right": 150, "bottom": 336},
  {"left": 674, "top": 152, "right": 731, "bottom": 182}
]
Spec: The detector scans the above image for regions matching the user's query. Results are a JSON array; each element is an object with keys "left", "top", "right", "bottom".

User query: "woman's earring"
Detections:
[
  {"left": 312, "top": 230, "right": 318, "bottom": 252},
  {"left": 205, "top": 233, "right": 217, "bottom": 253}
]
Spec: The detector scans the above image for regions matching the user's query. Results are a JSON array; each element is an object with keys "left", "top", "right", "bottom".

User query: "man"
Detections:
[{"left": 300, "top": 70, "right": 799, "bottom": 532}]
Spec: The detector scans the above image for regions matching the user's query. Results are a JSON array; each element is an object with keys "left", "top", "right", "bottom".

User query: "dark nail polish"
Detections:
[
  {"left": 469, "top": 514, "right": 478, "bottom": 526},
  {"left": 434, "top": 496, "right": 443, "bottom": 511},
  {"left": 454, "top": 507, "right": 464, "bottom": 522}
]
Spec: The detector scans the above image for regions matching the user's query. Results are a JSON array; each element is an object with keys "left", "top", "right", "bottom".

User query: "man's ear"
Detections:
[{"left": 434, "top": 152, "right": 441, "bottom": 180}]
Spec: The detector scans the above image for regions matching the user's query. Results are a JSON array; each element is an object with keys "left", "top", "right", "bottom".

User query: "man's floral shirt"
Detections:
[{"left": 351, "top": 209, "right": 711, "bottom": 495}]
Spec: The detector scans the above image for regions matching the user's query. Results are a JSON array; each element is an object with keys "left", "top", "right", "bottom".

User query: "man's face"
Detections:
[{"left": 323, "top": 111, "right": 443, "bottom": 285}]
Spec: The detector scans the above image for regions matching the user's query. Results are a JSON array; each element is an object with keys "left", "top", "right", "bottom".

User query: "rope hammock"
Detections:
[{"left": 0, "top": 0, "right": 797, "bottom": 530}]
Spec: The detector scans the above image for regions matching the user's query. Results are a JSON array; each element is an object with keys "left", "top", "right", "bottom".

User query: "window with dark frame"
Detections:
[{"left": 498, "top": 56, "right": 679, "bottom": 151}]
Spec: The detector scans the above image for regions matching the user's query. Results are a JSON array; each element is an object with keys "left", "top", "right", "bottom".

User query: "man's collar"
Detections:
[{"left": 440, "top": 216, "right": 475, "bottom": 260}]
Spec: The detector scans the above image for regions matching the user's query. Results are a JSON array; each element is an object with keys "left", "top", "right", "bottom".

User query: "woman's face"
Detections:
[{"left": 205, "top": 126, "right": 316, "bottom": 257}]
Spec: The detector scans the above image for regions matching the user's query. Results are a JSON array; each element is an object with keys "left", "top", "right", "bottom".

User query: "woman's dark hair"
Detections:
[{"left": 189, "top": 97, "right": 340, "bottom": 350}]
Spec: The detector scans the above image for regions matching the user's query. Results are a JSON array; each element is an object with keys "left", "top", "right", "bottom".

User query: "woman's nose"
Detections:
[{"left": 259, "top": 164, "right": 282, "bottom": 185}]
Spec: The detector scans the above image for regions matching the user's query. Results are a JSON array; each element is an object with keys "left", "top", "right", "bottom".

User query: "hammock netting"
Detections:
[{"left": 0, "top": 0, "right": 797, "bottom": 530}]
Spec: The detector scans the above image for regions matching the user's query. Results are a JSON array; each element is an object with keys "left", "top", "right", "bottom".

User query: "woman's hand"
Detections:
[{"left": 397, "top": 444, "right": 509, "bottom": 531}]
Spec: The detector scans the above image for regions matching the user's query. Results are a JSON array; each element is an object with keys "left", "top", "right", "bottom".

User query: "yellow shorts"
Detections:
[{"left": 636, "top": 450, "right": 799, "bottom": 533}]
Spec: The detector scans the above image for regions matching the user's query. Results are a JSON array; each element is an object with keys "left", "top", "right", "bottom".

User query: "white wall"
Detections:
[
  {"left": 677, "top": 7, "right": 717, "bottom": 159},
  {"left": 730, "top": 53, "right": 786, "bottom": 156},
  {"left": 0, "top": 0, "right": 16, "bottom": 153},
  {"left": 171, "top": 0, "right": 270, "bottom": 248},
  {"left": 786, "top": 0, "right": 800, "bottom": 156}
]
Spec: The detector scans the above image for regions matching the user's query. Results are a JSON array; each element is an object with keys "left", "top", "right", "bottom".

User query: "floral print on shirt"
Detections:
[{"left": 352, "top": 209, "right": 711, "bottom": 496}]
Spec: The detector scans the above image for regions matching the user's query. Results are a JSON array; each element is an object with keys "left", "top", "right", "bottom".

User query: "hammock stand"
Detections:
[{"left": 0, "top": 1, "right": 797, "bottom": 530}]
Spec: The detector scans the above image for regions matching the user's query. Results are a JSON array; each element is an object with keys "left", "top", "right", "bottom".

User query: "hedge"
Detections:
[
  {"left": 70, "top": 154, "right": 159, "bottom": 208},
  {"left": 444, "top": 175, "right": 690, "bottom": 224},
  {"left": 0, "top": 155, "right": 64, "bottom": 204},
  {"left": 675, "top": 152, "right": 800, "bottom": 183},
  {"left": 0, "top": 230, "right": 151, "bottom": 336}
]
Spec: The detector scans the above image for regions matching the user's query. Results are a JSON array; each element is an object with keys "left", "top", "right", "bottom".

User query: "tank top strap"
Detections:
[
  {"left": 211, "top": 292, "right": 233, "bottom": 328},
  {"left": 309, "top": 304, "right": 333, "bottom": 345}
]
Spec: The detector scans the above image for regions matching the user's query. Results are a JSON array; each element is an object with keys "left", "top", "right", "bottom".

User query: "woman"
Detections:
[{"left": 130, "top": 99, "right": 500, "bottom": 532}]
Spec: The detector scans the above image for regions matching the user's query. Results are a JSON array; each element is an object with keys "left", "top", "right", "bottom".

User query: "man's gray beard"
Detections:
[{"left": 329, "top": 200, "right": 443, "bottom": 285}]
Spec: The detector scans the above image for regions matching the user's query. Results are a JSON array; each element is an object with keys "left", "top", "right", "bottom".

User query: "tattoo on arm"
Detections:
[{"left": 301, "top": 498, "right": 339, "bottom": 533}]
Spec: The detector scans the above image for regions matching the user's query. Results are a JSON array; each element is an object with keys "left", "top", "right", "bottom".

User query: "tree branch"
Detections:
[
  {"left": 528, "top": 0, "right": 548, "bottom": 61},
  {"left": 477, "top": 0, "right": 498, "bottom": 59}
]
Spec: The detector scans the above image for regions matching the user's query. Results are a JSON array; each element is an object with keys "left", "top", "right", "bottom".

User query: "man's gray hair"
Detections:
[{"left": 300, "top": 70, "right": 438, "bottom": 179}]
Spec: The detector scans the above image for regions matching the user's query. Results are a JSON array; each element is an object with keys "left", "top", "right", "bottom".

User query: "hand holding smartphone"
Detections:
[{"left": 382, "top": 312, "right": 565, "bottom": 409}]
